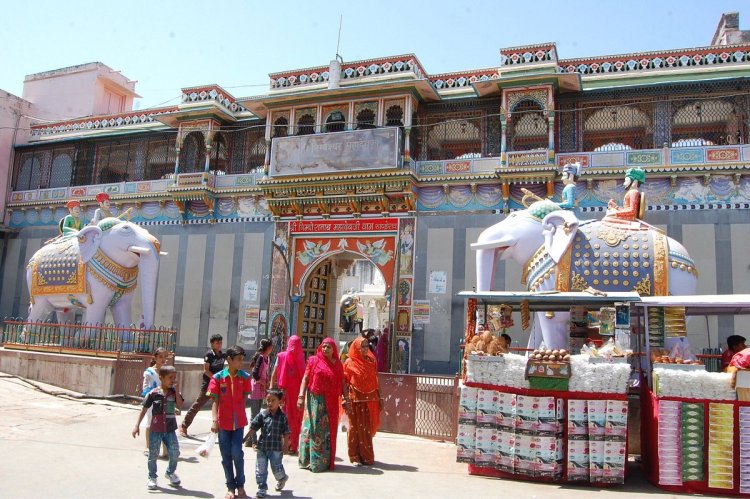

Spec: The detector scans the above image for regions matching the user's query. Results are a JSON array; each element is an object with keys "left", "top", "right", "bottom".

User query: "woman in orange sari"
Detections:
[{"left": 343, "top": 336, "right": 382, "bottom": 466}]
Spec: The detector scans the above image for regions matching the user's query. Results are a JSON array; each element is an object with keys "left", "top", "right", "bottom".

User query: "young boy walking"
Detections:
[
  {"left": 247, "top": 389, "right": 290, "bottom": 498},
  {"left": 132, "top": 365, "right": 184, "bottom": 490},
  {"left": 180, "top": 333, "right": 225, "bottom": 437},
  {"left": 209, "top": 346, "right": 252, "bottom": 499}
]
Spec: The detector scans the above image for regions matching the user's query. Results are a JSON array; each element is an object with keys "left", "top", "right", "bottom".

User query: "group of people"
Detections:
[{"left": 133, "top": 332, "right": 382, "bottom": 498}]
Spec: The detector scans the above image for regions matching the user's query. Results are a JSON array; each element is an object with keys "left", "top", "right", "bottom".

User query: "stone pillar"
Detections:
[
  {"left": 500, "top": 119, "right": 508, "bottom": 165},
  {"left": 263, "top": 139, "right": 272, "bottom": 175},
  {"left": 403, "top": 127, "right": 412, "bottom": 163},
  {"left": 547, "top": 114, "right": 555, "bottom": 164}
]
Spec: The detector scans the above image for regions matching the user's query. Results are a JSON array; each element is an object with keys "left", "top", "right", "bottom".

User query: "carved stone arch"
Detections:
[{"left": 179, "top": 131, "right": 206, "bottom": 173}]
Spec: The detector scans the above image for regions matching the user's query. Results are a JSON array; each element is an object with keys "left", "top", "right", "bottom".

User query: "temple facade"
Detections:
[{"left": 2, "top": 13, "right": 750, "bottom": 373}]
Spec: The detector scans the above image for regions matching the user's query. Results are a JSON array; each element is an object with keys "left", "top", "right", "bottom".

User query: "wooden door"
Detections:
[{"left": 298, "top": 260, "right": 332, "bottom": 357}]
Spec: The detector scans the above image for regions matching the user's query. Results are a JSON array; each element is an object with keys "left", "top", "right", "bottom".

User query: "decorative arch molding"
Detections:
[{"left": 503, "top": 86, "right": 553, "bottom": 118}]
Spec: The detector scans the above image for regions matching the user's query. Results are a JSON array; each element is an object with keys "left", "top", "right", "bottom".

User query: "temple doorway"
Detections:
[{"left": 296, "top": 252, "right": 390, "bottom": 357}]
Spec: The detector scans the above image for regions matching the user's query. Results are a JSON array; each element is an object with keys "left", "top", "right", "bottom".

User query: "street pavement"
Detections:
[{"left": 0, "top": 372, "right": 723, "bottom": 499}]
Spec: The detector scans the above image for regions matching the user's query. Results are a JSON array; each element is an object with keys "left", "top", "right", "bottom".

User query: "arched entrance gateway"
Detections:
[{"left": 265, "top": 217, "right": 415, "bottom": 366}]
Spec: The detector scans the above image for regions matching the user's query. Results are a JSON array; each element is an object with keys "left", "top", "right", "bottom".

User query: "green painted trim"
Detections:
[{"left": 581, "top": 69, "right": 750, "bottom": 90}]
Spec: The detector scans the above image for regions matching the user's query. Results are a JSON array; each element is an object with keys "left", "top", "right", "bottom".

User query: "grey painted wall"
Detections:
[
  {"left": 1, "top": 207, "right": 748, "bottom": 369},
  {"left": 0, "top": 222, "right": 273, "bottom": 357}
]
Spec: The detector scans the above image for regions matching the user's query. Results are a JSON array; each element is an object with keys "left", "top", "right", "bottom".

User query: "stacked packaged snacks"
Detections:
[
  {"left": 680, "top": 403, "right": 704, "bottom": 482},
  {"left": 466, "top": 353, "right": 528, "bottom": 388},
  {"left": 652, "top": 368, "right": 736, "bottom": 401},
  {"left": 707, "top": 403, "right": 734, "bottom": 489},
  {"left": 657, "top": 401, "right": 683, "bottom": 486},
  {"left": 456, "top": 386, "right": 478, "bottom": 463},
  {"left": 568, "top": 355, "right": 631, "bottom": 394},
  {"left": 566, "top": 400, "right": 589, "bottom": 482},
  {"left": 740, "top": 407, "right": 750, "bottom": 494}
]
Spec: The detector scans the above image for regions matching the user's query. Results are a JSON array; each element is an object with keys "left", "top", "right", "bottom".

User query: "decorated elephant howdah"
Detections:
[
  {"left": 472, "top": 199, "right": 698, "bottom": 348},
  {"left": 26, "top": 218, "right": 162, "bottom": 332}
]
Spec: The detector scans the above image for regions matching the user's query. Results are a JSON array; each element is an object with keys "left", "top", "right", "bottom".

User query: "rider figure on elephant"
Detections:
[
  {"left": 605, "top": 167, "right": 646, "bottom": 224},
  {"left": 61, "top": 200, "right": 85, "bottom": 235},
  {"left": 557, "top": 162, "right": 581, "bottom": 213},
  {"left": 91, "top": 192, "right": 133, "bottom": 225}
]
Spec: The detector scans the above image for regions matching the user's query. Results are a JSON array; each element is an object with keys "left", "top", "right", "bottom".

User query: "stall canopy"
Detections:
[
  {"left": 458, "top": 291, "right": 642, "bottom": 311},
  {"left": 634, "top": 294, "right": 750, "bottom": 315}
]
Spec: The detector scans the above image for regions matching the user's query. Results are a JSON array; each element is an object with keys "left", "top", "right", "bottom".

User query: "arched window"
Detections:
[
  {"left": 385, "top": 105, "right": 404, "bottom": 127},
  {"left": 508, "top": 100, "right": 547, "bottom": 151},
  {"left": 210, "top": 133, "right": 228, "bottom": 173},
  {"left": 324, "top": 111, "right": 346, "bottom": 132},
  {"left": 246, "top": 137, "right": 266, "bottom": 169},
  {"left": 671, "top": 99, "right": 744, "bottom": 147},
  {"left": 48, "top": 152, "right": 73, "bottom": 188},
  {"left": 179, "top": 131, "right": 206, "bottom": 173},
  {"left": 297, "top": 114, "right": 315, "bottom": 135},
  {"left": 273, "top": 116, "right": 288, "bottom": 138},
  {"left": 146, "top": 141, "right": 175, "bottom": 180},
  {"left": 15, "top": 154, "right": 42, "bottom": 191},
  {"left": 583, "top": 105, "right": 650, "bottom": 150},
  {"left": 356, "top": 109, "right": 376, "bottom": 129}
]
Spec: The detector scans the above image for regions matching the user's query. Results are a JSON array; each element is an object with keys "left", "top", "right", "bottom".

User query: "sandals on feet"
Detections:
[{"left": 224, "top": 491, "right": 235, "bottom": 499}]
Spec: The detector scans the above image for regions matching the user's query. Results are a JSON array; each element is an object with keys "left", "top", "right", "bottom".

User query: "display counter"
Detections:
[
  {"left": 458, "top": 353, "right": 631, "bottom": 485},
  {"left": 633, "top": 296, "right": 750, "bottom": 497}
]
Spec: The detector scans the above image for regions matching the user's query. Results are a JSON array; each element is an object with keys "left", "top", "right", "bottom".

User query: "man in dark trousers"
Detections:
[{"left": 180, "top": 334, "right": 225, "bottom": 437}]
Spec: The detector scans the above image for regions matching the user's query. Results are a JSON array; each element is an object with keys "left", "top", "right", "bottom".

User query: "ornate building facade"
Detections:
[{"left": 2, "top": 14, "right": 750, "bottom": 372}]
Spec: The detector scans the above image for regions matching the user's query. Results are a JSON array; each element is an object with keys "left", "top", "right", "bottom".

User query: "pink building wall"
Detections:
[
  {"left": 0, "top": 91, "right": 32, "bottom": 219},
  {"left": 22, "top": 62, "right": 138, "bottom": 121}
]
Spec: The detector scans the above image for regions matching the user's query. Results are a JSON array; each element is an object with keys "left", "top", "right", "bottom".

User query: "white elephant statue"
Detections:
[
  {"left": 26, "top": 218, "right": 162, "bottom": 347},
  {"left": 471, "top": 199, "right": 697, "bottom": 349}
]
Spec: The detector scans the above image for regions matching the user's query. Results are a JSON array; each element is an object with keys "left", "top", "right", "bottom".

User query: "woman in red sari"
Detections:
[
  {"left": 297, "top": 337, "right": 348, "bottom": 472},
  {"left": 343, "top": 336, "right": 382, "bottom": 466},
  {"left": 270, "top": 335, "right": 305, "bottom": 454}
]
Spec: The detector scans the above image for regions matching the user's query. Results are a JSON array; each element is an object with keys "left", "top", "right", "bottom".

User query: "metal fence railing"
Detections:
[
  {"left": 1, "top": 319, "right": 176, "bottom": 358},
  {"left": 379, "top": 373, "right": 459, "bottom": 441}
]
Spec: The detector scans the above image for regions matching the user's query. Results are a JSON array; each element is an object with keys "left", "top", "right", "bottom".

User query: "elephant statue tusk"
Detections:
[
  {"left": 128, "top": 245, "right": 151, "bottom": 255},
  {"left": 159, "top": 251, "right": 168, "bottom": 256}
]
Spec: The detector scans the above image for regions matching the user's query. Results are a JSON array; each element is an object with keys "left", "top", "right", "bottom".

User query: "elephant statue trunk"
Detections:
[{"left": 137, "top": 248, "right": 159, "bottom": 329}]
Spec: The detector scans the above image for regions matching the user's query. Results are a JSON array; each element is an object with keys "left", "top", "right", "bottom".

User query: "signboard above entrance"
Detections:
[
  {"left": 270, "top": 127, "right": 402, "bottom": 176},
  {"left": 289, "top": 217, "right": 398, "bottom": 234}
]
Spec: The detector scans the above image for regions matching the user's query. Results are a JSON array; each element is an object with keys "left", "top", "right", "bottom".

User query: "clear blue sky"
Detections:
[{"left": 1, "top": 0, "right": 746, "bottom": 115}]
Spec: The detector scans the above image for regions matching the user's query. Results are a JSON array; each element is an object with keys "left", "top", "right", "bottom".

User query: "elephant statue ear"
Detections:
[
  {"left": 76, "top": 225, "right": 103, "bottom": 263},
  {"left": 541, "top": 210, "right": 579, "bottom": 264}
]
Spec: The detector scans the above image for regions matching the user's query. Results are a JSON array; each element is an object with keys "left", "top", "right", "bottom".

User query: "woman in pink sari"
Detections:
[
  {"left": 297, "top": 337, "right": 348, "bottom": 472},
  {"left": 269, "top": 335, "right": 305, "bottom": 454}
]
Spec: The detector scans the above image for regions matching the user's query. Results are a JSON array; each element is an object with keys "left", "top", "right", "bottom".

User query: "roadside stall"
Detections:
[
  {"left": 457, "top": 291, "right": 641, "bottom": 486},
  {"left": 635, "top": 295, "right": 750, "bottom": 497}
]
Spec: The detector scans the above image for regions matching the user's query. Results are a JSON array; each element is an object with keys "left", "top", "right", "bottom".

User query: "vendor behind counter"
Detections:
[{"left": 722, "top": 334, "right": 747, "bottom": 371}]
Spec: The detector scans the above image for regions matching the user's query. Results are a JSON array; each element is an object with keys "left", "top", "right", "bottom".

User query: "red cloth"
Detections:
[
  {"left": 207, "top": 368, "right": 252, "bottom": 431},
  {"left": 344, "top": 337, "right": 381, "bottom": 435},
  {"left": 464, "top": 381, "right": 627, "bottom": 401},
  {"left": 278, "top": 336, "right": 306, "bottom": 388},
  {"left": 305, "top": 337, "right": 344, "bottom": 470},
  {"left": 375, "top": 329, "right": 390, "bottom": 372},
  {"left": 729, "top": 347, "right": 750, "bottom": 369},
  {"left": 721, "top": 348, "right": 736, "bottom": 370},
  {"left": 276, "top": 336, "right": 305, "bottom": 452}
]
